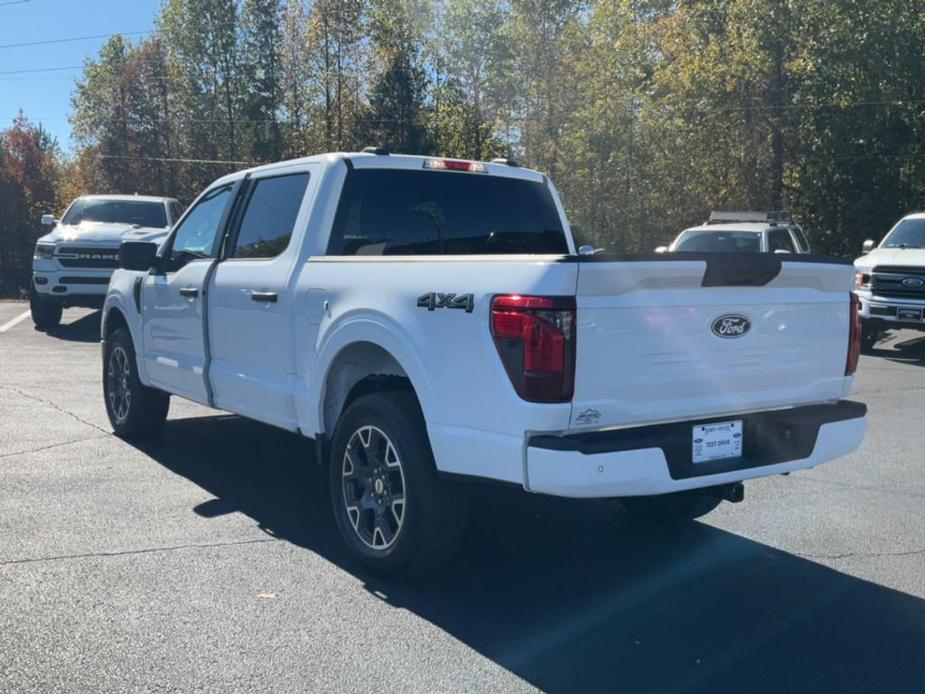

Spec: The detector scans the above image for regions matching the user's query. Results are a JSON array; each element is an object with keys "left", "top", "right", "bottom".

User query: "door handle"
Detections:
[
  {"left": 179, "top": 287, "right": 199, "bottom": 298},
  {"left": 250, "top": 291, "right": 278, "bottom": 303}
]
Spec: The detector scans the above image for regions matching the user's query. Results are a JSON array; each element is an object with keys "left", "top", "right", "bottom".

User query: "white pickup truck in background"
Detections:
[
  {"left": 854, "top": 212, "right": 925, "bottom": 348},
  {"left": 31, "top": 194, "right": 182, "bottom": 329},
  {"left": 101, "top": 151, "right": 867, "bottom": 576}
]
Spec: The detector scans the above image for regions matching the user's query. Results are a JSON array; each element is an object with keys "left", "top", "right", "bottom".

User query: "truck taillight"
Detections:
[
  {"left": 846, "top": 292, "right": 862, "bottom": 375},
  {"left": 490, "top": 295, "right": 576, "bottom": 403}
]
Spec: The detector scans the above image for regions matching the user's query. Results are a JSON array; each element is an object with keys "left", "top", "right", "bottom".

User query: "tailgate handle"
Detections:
[
  {"left": 179, "top": 287, "right": 199, "bottom": 298},
  {"left": 251, "top": 291, "right": 278, "bottom": 303}
]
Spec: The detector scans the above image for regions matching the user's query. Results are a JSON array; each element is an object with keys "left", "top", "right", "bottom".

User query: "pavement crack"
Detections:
[
  {"left": 795, "top": 547, "right": 925, "bottom": 561},
  {"left": 0, "top": 384, "right": 108, "bottom": 433},
  {"left": 0, "top": 537, "right": 281, "bottom": 567},
  {"left": 0, "top": 434, "right": 111, "bottom": 460}
]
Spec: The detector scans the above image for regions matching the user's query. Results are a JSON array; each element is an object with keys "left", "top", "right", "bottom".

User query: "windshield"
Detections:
[
  {"left": 881, "top": 218, "right": 925, "bottom": 249},
  {"left": 62, "top": 199, "right": 168, "bottom": 228},
  {"left": 673, "top": 229, "right": 762, "bottom": 252},
  {"left": 327, "top": 169, "right": 568, "bottom": 255}
]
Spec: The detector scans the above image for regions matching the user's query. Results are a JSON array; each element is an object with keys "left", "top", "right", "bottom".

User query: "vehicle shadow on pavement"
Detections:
[
  {"left": 44, "top": 310, "right": 101, "bottom": 343},
  {"left": 134, "top": 414, "right": 925, "bottom": 694},
  {"left": 871, "top": 333, "right": 925, "bottom": 366}
]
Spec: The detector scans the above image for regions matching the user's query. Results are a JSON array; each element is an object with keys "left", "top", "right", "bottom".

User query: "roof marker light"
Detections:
[{"left": 423, "top": 159, "right": 487, "bottom": 173}]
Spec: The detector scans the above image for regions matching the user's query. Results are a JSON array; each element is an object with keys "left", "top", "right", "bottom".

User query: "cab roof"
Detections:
[
  {"left": 77, "top": 194, "right": 177, "bottom": 203},
  {"left": 209, "top": 151, "right": 547, "bottom": 187}
]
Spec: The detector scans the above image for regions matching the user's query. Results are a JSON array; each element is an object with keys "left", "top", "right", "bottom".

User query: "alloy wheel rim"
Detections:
[
  {"left": 107, "top": 346, "right": 132, "bottom": 424},
  {"left": 341, "top": 425, "right": 406, "bottom": 550}
]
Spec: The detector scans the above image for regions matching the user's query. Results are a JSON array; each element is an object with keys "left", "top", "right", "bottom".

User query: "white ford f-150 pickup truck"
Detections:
[
  {"left": 854, "top": 212, "right": 925, "bottom": 348},
  {"left": 101, "top": 151, "right": 867, "bottom": 576},
  {"left": 31, "top": 194, "right": 182, "bottom": 329}
]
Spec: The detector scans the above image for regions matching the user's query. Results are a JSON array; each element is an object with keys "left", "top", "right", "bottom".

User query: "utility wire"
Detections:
[
  {"left": 0, "top": 65, "right": 82, "bottom": 75},
  {"left": 0, "top": 30, "right": 152, "bottom": 49},
  {"left": 96, "top": 154, "right": 257, "bottom": 166}
]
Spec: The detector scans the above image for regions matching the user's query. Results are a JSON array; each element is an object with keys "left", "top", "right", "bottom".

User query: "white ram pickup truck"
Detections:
[
  {"left": 101, "top": 151, "right": 867, "bottom": 576},
  {"left": 32, "top": 195, "right": 182, "bottom": 329}
]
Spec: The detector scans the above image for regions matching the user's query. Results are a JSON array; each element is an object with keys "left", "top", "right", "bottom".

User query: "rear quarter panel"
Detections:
[{"left": 294, "top": 256, "right": 579, "bottom": 481}]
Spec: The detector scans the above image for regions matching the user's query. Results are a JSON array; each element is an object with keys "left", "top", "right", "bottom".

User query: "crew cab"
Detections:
[
  {"left": 101, "top": 151, "right": 867, "bottom": 576},
  {"left": 658, "top": 211, "right": 811, "bottom": 254},
  {"left": 854, "top": 213, "right": 925, "bottom": 348},
  {"left": 31, "top": 194, "right": 182, "bottom": 329}
]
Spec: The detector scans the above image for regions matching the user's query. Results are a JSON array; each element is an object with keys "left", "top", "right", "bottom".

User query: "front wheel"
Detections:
[
  {"left": 329, "top": 391, "right": 467, "bottom": 578},
  {"left": 861, "top": 323, "right": 881, "bottom": 351},
  {"left": 30, "top": 287, "right": 62, "bottom": 330},
  {"left": 103, "top": 328, "right": 169, "bottom": 438}
]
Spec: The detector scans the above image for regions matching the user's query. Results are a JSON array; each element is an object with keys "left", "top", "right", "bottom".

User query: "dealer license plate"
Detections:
[{"left": 692, "top": 420, "right": 743, "bottom": 464}]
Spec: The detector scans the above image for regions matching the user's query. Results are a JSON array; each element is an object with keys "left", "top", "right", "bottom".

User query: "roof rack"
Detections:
[
  {"left": 490, "top": 157, "right": 519, "bottom": 167},
  {"left": 707, "top": 211, "right": 793, "bottom": 225},
  {"left": 362, "top": 146, "right": 389, "bottom": 156}
]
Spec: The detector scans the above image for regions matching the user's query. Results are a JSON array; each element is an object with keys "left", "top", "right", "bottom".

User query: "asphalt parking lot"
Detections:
[{"left": 0, "top": 301, "right": 923, "bottom": 693}]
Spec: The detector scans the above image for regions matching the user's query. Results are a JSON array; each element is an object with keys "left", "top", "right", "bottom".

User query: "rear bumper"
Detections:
[{"left": 526, "top": 401, "right": 866, "bottom": 498}]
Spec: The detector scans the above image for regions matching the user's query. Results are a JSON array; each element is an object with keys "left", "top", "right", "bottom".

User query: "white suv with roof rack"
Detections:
[{"left": 659, "top": 211, "right": 811, "bottom": 254}]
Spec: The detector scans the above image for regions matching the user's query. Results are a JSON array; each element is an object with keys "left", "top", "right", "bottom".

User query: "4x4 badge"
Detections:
[{"left": 417, "top": 292, "right": 474, "bottom": 313}]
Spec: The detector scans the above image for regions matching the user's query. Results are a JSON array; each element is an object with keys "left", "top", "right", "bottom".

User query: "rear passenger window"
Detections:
[
  {"left": 231, "top": 173, "right": 310, "bottom": 258},
  {"left": 327, "top": 169, "right": 568, "bottom": 255},
  {"left": 768, "top": 229, "right": 797, "bottom": 253}
]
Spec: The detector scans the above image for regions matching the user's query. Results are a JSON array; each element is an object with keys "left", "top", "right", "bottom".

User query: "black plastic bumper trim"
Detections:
[{"left": 529, "top": 401, "right": 866, "bottom": 480}]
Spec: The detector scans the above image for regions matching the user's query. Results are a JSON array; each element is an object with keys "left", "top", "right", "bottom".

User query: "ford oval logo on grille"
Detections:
[
  {"left": 711, "top": 314, "right": 751, "bottom": 339},
  {"left": 901, "top": 277, "right": 924, "bottom": 288}
]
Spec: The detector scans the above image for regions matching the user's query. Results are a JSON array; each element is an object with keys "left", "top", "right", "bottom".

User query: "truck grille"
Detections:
[
  {"left": 870, "top": 266, "right": 925, "bottom": 300},
  {"left": 56, "top": 246, "right": 120, "bottom": 269}
]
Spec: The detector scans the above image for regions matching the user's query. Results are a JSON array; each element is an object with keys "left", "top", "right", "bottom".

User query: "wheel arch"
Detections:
[
  {"left": 101, "top": 305, "right": 129, "bottom": 341},
  {"left": 319, "top": 341, "right": 423, "bottom": 438}
]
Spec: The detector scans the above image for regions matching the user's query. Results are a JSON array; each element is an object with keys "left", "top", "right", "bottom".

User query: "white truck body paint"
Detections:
[{"left": 103, "top": 152, "right": 866, "bottom": 498}]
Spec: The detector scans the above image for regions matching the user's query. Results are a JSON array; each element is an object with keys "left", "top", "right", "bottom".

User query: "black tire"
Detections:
[
  {"left": 30, "top": 287, "right": 62, "bottom": 330},
  {"left": 861, "top": 324, "right": 880, "bottom": 351},
  {"left": 620, "top": 488, "right": 723, "bottom": 523},
  {"left": 103, "top": 328, "right": 170, "bottom": 439},
  {"left": 329, "top": 391, "right": 467, "bottom": 578}
]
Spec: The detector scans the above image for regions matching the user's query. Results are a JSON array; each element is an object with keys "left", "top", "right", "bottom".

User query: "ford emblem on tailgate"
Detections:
[{"left": 711, "top": 314, "right": 751, "bottom": 339}]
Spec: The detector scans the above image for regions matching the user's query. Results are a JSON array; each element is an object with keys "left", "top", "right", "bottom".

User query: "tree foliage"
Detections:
[{"left": 3, "top": 0, "right": 925, "bottom": 295}]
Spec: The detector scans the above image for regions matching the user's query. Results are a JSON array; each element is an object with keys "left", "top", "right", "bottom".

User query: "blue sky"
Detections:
[{"left": 0, "top": 0, "right": 163, "bottom": 151}]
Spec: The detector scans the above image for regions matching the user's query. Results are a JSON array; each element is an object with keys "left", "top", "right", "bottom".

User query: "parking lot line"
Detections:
[{"left": 0, "top": 310, "right": 31, "bottom": 333}]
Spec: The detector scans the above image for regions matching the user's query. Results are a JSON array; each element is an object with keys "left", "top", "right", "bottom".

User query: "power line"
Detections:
[
  {"left": 96, "top": 153, "right": 256, "bottom": 166},
  {"left": 0, "top": 65, "right": 82, "bottom": 75},
  {"left": 0, "top": 30, "right": 152, "bottom": 50},
  {"left": 0, "top": 0, "right": 30, "bottom": 6}
]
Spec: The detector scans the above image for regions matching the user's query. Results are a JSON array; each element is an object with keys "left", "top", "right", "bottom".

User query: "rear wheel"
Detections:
[
  {"left": 329, "top": 391, "right": 467, "bottom": 578},
  {"left": 103, "top": 328, "right": 169, "bottom": 438},
  {"left": 620, "top": 489, "right": 723, "bottom": 523},
  {"left": 30, "top": 287, "right": 62, "bottom": 330}
]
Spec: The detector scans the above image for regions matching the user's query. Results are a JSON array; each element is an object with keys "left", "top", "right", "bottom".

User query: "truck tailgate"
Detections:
[{"left": 571, "top": 254, "right": 855, "bottom": 431}]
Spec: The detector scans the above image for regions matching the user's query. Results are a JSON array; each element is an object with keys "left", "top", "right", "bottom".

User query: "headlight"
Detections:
[{"left": 34, "top": 243, "right": 55, "bottom": 260}]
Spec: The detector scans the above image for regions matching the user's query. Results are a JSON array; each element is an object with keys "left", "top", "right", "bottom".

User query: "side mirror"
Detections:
[
  {"left": 41, "top": 214, "right": 55, "bottom": 226},
  {"left": 654, "top": 246, "right": 669, "bottom": 254},
  {"left": 119, "top": 241, "right": 160, "bottom": 272},
  {"left": 861, "top": 239, "right": 875, "bottom": 254}
]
